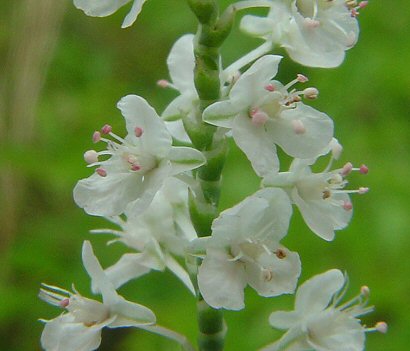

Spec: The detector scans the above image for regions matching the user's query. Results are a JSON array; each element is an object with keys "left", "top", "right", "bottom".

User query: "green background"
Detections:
[{"left": 1, "top": 1, "right": 409, "bottom": 350}]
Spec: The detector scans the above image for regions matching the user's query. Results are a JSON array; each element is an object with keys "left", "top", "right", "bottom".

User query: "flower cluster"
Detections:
[{"left": 38, "top": 1, "right": 385, "bottom": 350}]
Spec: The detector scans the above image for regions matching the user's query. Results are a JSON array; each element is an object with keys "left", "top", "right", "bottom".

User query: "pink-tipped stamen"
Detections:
[
  {"left": 359, "top": 164, "right": 369, "bottom": 174},
  {"left": 343, "top": 201, "right": 353, "bottom": 211},
  {"left": 84, "top": 150, "right": 99, "bottom": 164},
  {"left": 360, "top": 285, "right": 370, "bottom": 297},
  {"left": 59, "top": 298, "right": 70, "bottom": 308},
  {"left": 92, "top": 131, "right": 101, "bottom": 143},
  {"left": 265, "top": 83, "right": 275, "bottom": 92},
  {"left": 375, "top": 321, "right": 388, "bottom": 334},
  {"left": 101, "top": 124, "right": 112, "bottom": 135},
  {"left": 292, "top": 119, "right": 306, "bottom": 135},
  {"left": 297, "top": 74, "right": 309, "bottom": 83},
  {"left": 157, "top": 79, "right": 170, "bottom": 88},
  {"left": 341, "top": 162, "right": 353, "bottom": 176},
  {"left": 358, "top": 187, "right": 369, "bottom": 194}
]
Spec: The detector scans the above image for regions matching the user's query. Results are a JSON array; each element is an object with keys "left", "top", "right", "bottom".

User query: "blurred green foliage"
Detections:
[{"left": 1, "top": 1, "right": 409, "bottom": 350}]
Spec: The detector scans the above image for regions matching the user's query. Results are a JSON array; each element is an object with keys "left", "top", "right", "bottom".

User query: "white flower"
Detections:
[
  {"left": 263, "top": 139, "right": 369, "bottom": 241},
  {"left": 73, "top": 94, "right": 205, "bottom": 217},
  {"left": 73, "top": 0, "right": 147, "bottom": 28},
  {"left": 91, "top": 177, "right": 196, "bottom": 294},
  {"left": 204, "top": 55, "right": 333, "bottom": 176},
  {"left": 39, "top": 241, "right": 155, "bottom": 351},
  {"left": 265, "top": 269, "right": 375, "bottom": 351},
  {"left": 160, "top": 34, "right": 197, "bottom": 143},
  {"left": 240, "top": 0, "right": 360, "bottom": 68},
  {"left": 196, "top": 188, "right": 300, "bottom": 310}
]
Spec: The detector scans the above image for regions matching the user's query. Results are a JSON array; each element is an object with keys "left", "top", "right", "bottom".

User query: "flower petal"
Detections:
[
  {"left": 82, "top": 241, "right": 118, "bottom": 305},
  {"left": 232, "top": 113, "right": 279, "bottom": 176},
  {"left": 268, "top": 310, "right": 299, "bottom": 330},
  {"left": 240, "top": 15, "right": 275, "bottom": 38},
  {"left": 74, "top": 0, "right": 131, "bottom": 17},
  {"left": 168, "top": 146, "right": 206, "bottom": 175},
  {"left": 167, "top": 34, "right": 195, "bottom": 93},
  {"left": 73, "top": 171, "right": 142, "bottom": 217},
  {"left": 41, "top": 314, "right": 103, "bottom": 351},
  {"left": 121, "top": 0, "right": 146, "bottom": 28},
  {"left": 117, "top": 95, "right": 172, "bottom": 158},
  {"left": 164, "top": 254, "right": 196, "bottom": 295},
  {"left": 295, "top": 269, "right": 345, "bottom": 315},
  {"left": 203, "top": 100, "right": 239, "bottom": 128},
  {"left": 198, "top": 248, "right": 247, "bottom": 310},
  {"left": 268, "top": 104, "right": 333, "bottom": 159}
]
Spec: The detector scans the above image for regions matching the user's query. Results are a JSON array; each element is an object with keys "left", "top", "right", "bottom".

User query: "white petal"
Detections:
[
  {"left": 94, "top": 253, "right": 154, "bottom": 292},
  {"left": 268, "top": 104, "right": 333, "bottom": 159},
  {"left": 247, "top": 248, "right": 301, "bottom": 297},
  {"left": 232, "top": 113, "right": 279, "bottom": 176},
  {"left": 210, "top": 194, "right": 269, "bottom": 246},
  {"left": 292, "top": 189, "right": 352, "bottom": 241},
  {"left": 73, "top": 171, "right": 142, "bottom": 217},
  {"left": 162, "top": 94, "right": 196, "bottom": 122},
  {"left": 203, "top": 100, "right": 239, "bottom": 128},
  {"left": 125, "top": 161, "right": 172, "bottom": 216},
  {"left": 41, "top": 314, "right": 103, "bottom": 351},
  {"left": 230, "top": 55, "right": 282, "bottom": 105},
  {"left": 109, "top": 296, "right": 156, "bottom": 327},
  {"left": 240, "top": 15, "right": 275, "bottom": 37},
  {"left": 295, "top": 269, "right": 345, "bottom": 315},
  {"left": 82, "top": 241, "right": 118, "bottom": 305},
  {"left": 306, "top": 309, "right": 365, "bottom": 351},
  {"left": 268, "top": 311, "right": 299, "bottom": 330},
  {"left": 165, "top": 120, "right": 191, "bottom": 143},
  {"left": 74, "top": 0, "right": 131, "bottom": 17},
  {"left": 117, "top": 95, "right": 172, "bottom": 158},
  {"left": 164, "top": 254, "right": 196, "bottom": 295},
  {"left": 198, "top": 249, "right": 247, "bottom": 310},
  {"left": 168, "top": 146, "right": 206, "bottom": 175},
  {"left": 167, "top": 34, "right": 196, "bottom": 93},
  {"left": 121, "top": 0, "right": 146, "bottom": 28}
]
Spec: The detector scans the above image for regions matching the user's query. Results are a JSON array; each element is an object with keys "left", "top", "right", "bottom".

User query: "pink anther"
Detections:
[
  {"left": 101, "top": 124, "right": 112, "bottom": 135},
  {"left": 292, "top": 119, "right": 306, "bottom": 135},
  {"left": 359, "top": 1, "right": 368, "bottom": 9},
  {"left": 343, "top": 201, "right": 353, "bottom": 211},
  {"left": 92, "top": 131, "right": 101, "bottom": 143},
  {"left": 134, "top": 127, "right": 143, "bottom": 137},
  {"left": 358, "top": 187, "right": 369, "bottom": 194},
  {"left": 131, "top": 164, "right": 141, "bottom": 171},
  {"left": 251, "top": 111, "right": 269, "bottom": 126},
  {"left": 341, "top": 162, "right": 353, "bottom": 176},
  {"left": 359, "top": 164, "right": 369, "bottom": 174},
  {"left": 157, "top": 79, "right": 170, "bottom": 88},
  {"left": 265, "top": 83, "right": 275, "bottom": 92},
  {"left": 59, "top": 298, "right": 70, "bottom": 308},
  {"left": 96, "top": 168, "right": 107, "bottom": 177},
  {"left": 297, "top": 74, "right": 309, "bottom": 83}
]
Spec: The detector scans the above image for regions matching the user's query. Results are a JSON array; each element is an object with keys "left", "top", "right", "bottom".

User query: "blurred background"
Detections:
[{"left": 0, "top": 0, "right": 409, "bottom": 350}]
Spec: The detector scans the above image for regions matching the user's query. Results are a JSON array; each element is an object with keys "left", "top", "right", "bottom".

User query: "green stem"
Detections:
[{"left": 186, "top": 1, "right": 234, "bottom": 350}]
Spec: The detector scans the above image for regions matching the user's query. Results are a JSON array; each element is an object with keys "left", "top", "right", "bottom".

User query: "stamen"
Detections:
[
  {"left": 359, "top": 1, "right": 368, "bottom": 9},
  {"left": 359, "top": 164, "right": 369, "bottom": 174},
  {"left": 131, "top": 164, "right": 141, "bottom": 171},
  {"left": 101, "top": 124, "right": 112, "bottom": 135},
  {"left": 251, "top": 110, "right": 269, "bottom": 126},
  {"left": 96, "top": 168, "right": 107, "bottom": 177},
  {"left": 59, "top": 298, "right": 70, "bottom": 308},
  {"left": 292, "top": 119, "right": 306, "bottom": 134},
  {"left": 375, "top": 321, "right": 388, "bottom": 334},
  {"left": 134, "top": 127, "right": 143, "bottom": 137},
  {"left": 358, "top": 187, "right": 369, "bottom": 194},
  {"left": 92, "top": 131, "right": 101, "bottom": 143},
  {"left": 297, "top": 74, "right": 309, "bottom": 83},
  {"left": 84, "top": 150, "right": 99, "bottom": 164},
  {"left": 360, "top": 285, "right": 370, "bottom": 297},
  {"left": 342, "top": 201, "right": 353, "bottom": 211},
  {"left": 157, "top": 79, "right": 170, "bottom": 88},
  {"left": 275, "top": 248, "right": 287, "bottom": 259},
  {"left": 262, "top": 269, "right": 273, "bottom": 281},
  {"left": 265, "top": 83, "right": 275, "bottom": 92},
  {"left": 303, "top": 87, "right": 319, "bottom": 100},
  {"left": 340, "top": 162, "right": 353, "bottom": 176},
  {"left": 304, "top": 18, "right": 320, "bottom": 28}
]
